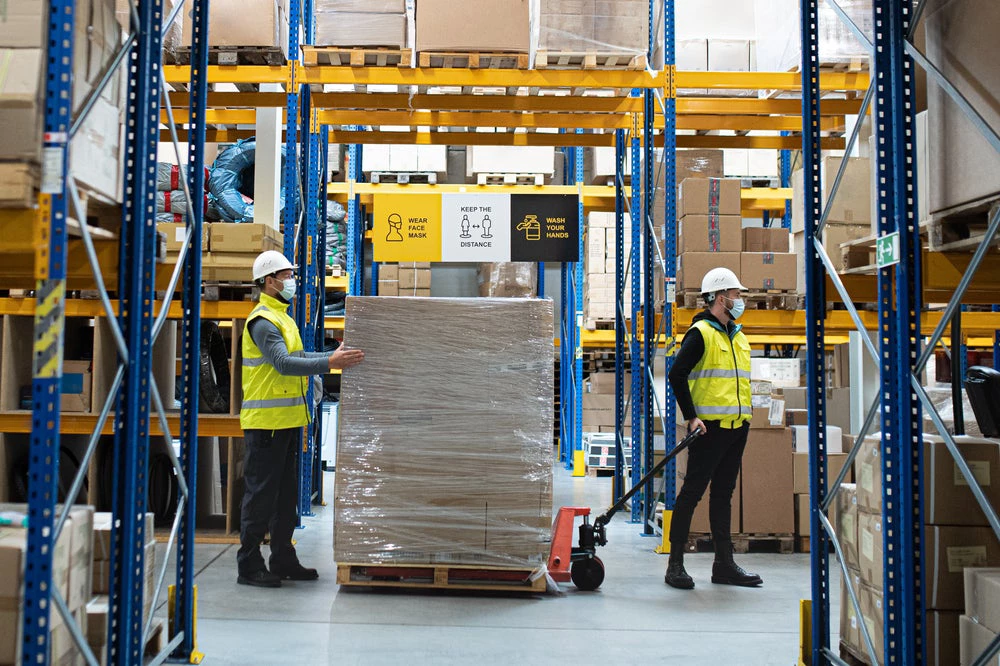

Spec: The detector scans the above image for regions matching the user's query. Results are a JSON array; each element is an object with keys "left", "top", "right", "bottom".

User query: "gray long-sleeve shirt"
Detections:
[{"left": 247, "top": 318, "right": 330, "bottom": 376}]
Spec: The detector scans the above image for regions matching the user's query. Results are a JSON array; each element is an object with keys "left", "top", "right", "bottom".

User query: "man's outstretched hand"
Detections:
[{"left": 329, "top": 347, "right": 365, "bottom": 370}]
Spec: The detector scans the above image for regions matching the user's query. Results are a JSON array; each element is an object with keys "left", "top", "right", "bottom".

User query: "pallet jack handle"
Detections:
[{"left": 591, "top": 428, "right": 702, "bottom": 543}]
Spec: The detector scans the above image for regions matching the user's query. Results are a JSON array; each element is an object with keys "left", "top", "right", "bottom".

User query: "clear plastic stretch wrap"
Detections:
[
  {"left": 335, "top": 297, "right": 554, "bottom": 568},
  {"left": 537, "top": 0, "right": 663, "bottom": 57},
  {"left": 754, "top": 0, "right": 873, "bottom": 72},
  {"left": 477, "top": 263, "right": 538, "bottom": 298},
  {"left": 313, "top": 0, "right": 407, "bottom": 48},
  {"left": 924, "top": 385, "right": 984, "bottom": 438}
]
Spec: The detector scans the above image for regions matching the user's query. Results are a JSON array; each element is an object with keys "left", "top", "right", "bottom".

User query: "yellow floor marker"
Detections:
[
  {"left": 654, "top": 509, "right": 673, "bottom": 554},
  {"left": 572, "top": 449, "right": 586, "bottom": 477},
  {"left": 168, "top": 584, "right": 205, "bottom": 664}
]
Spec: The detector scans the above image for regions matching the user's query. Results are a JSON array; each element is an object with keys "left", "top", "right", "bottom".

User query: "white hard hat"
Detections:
[
  {"left": 701, "top": 267, "right": 747, "bottom": 296},
  {"left": 252, "top": 250, "right": 297, "bottom": 281}
]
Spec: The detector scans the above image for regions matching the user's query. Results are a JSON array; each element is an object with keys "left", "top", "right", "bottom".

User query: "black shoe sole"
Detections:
[
  {"left": 711, "top": 576, "right": 763, "bottom": 587},
  {"left": 237, "top": 575, "right": 282, "bottom": 588},
  {"left": 664, "top": 576, "right": 695, "bottom": 590},
  {"left": 274, "top": 573, "right": 319, "bottom": 581}
]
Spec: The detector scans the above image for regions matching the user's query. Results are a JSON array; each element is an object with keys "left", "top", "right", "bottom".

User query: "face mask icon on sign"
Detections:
[
  {"left": 386, "top": 213, "right": 404, "bottom": 242},
  {"left": 517, "top": 214, "right": 541, "bottom": 241}
]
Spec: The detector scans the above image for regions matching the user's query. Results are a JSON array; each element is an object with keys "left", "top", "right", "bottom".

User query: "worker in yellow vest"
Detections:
[
  {"left": 237, "top": 250, "right": 364, "bottom": 588},
  {"left": 664, "top": 267, "right": 762, "bottom": 590}
]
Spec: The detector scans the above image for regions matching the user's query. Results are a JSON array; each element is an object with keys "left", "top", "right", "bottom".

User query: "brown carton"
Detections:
[
  {"left": 741, "top": 427, "right": 794, "bottom": 534},
  {"left": 677, "top": 178, "right": 742, "bottom": 218},
  {"left": 837, "top": 483, "right": 860, "bottom": 571},
  {"left": 860, "top": 583, "right": 885, "bottom": 661},
  {"left": 960, "top": 614, "right": 999, "bottom": 666},
  {"left": 159, "top": 222, "right": 211, "bottom": 253},
  {"left": 677, "top": 215, "right": 742, "bottom": 253},
  {"left": 840, "top": 567, "right": 864, "bottom": 658},
  {"left": 927, "top": 610, "right": 962, "bottom": 666},
  {"left": 399, "top": 268, "right": 432, "bottom": 290},
  {"left": 793, "top": 452, "right": 851, "bottom": 495},
  {"left": 377, "top": 280, "right": 399, "bottom": 297},
  {"left": 61, "top": 360, "right": 93, "bottom": 413},
  {"left": 928, "top": 526, "right": 1000, "bottom": 611},
  {"left": 379, "top": 264, "right": 399, "bottom": 281},
  {"left": 925, "top": 437, "right": 1000, "bottom": 527},
  {"left": 858, "top": 509, "right": 884, "bottom": 590},
  {"left": 416, "top": 0, "right": 529, "bottom": 52},
  {"left": 678, "top": 251, "right": 740, "bottom": 291},
  {"left": 740, "top": 252, "right": 798, "bottom": 291},
  {"left": 964, "top": 568, "right": 1000, "bottom": 634},
  {"left": 210, "top": 223, "right": 283, "bottom": 254},
  {"left": 854, "top": 436, "right": 882, "bottom": 513},
  {"left": 743, "top": 227, "right": 790, "bottom": 253}
]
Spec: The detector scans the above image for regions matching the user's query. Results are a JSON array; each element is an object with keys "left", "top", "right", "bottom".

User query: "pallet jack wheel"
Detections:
[{"left": 571, "top": 556, "right": 605, "bottom": 591}]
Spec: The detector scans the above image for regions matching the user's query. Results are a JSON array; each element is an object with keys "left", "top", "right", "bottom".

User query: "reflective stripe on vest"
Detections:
[
  {"left": 240, "top": 293, "right": 311, "bottom": 430},
  {"left": 687, "top": 319, "right": 753, "bottom": 426}
]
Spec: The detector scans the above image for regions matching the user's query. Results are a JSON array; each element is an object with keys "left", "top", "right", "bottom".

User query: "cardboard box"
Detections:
[
  {"left": 855, "top": 436, "right": 882, "bottom": 513},
  {"left": 61, "top": 360, "right": 93, "bottom": 413},
  {"left": 677, "top": 178, "right": 742, "bottom": 218},
  {"left": 927, "top": 610, "right": 962, "bottom": 666},
  {"left": 743, "top": 227, "right": 790, "bottom": 253},
  {"left": 708, "top": 39, "right": 750, "bottom": 72},
  {"left": 741, "top": 427, "right": 794, "bottom": 534},
  {"left": 782, "top": 387, "right": 807, "bottom": 411},
  {"left": 398, "top": 268, "right": 431, "bottom": 290},
  {"left": 791, "top": 157, "right": 872, "bottom": 233},
  {"left": 678, "top": 215, "right": 742, "bottom": 253},
  {"left": 314, "top": 11, "right": 407, "bottom": 47},
  {"left": 837, "top": 483, "right": 860, "bottom": 571},
  {"left": 378, "top": 281, "right": 399, "bottom": 297},
  {"left": 751, "top": 358, "right": 800, "bottom": 387},
  {"left": 741, "top": 252, "right": 797, "bottom": 291},
  {"left": 158, "top": 222, "right": 211, "bottom": 253},
  {"left": 674, "top": 425, "right": 741, "bottom": 535},
  {"left": 790, "top": 425, "right": 844, "bottom": 454},
  {"left": 750, "top": 406, "right": 782, "bottom": 430},
  {"left": 858, "top": 509, "right": 884, "bottom": 589},
  {"left": 860, "top": 583, "right": 885, "bottom": 661},
  {"left": 960, "top": 614, "right": 999, "bottom": 666},
  {"left": 926, "top": 0, "right": 1000, "bottom": 216},
  {"left": 840, "top": 567, "right": 864, "bottom": 657},
  {"left": 69, "top": 95, "right": 122, "bottom": 203},
  {"left": 925, "top": 436, "right": 1000, "bottom": 527},
  {"left": 201, "top": 252, "right": 260, "bottom": 282},
  {"left": 965, "top": 568, "right": 1000, "bottom": 635},
  {"left": 0, "top": 0, "right": 46, "bottom": 47},
  {"left": 587, "top": 372, "right": 626, "bottom": 394},
  {"left": 0, "top": 48, "right": 45, "bottom": 161},
  {"left": 793, "top": 452, "right": 851, "bottom": 495},
  {"left": 928, "top": 526, "right": 1000, "bottom": 611},
  {"left": 678, "top": 252, "right": 740, "bottom": 291},
  {"left": 65, "top": 506, "right": 95, "bottom": 611},
  {"left": 786, "top": 409, "right": 807, "bottom": 427},
  {"left": 182, "top": 0, "right": 292, "bottom": 55},
  {"left": 416, "top": 0, "right": 529, "bottom": 52},
  {"left": 795, "top": 494, "right": 839, "bottom": 537},
  {"left": 676, "top": 150, "right": 725, "bottom": 184},
  {"left": 379, "top": 264, "right": 400, "bottom": 281},
  {"left": 210, "top": 223, "right": 282, "bottom": 254}
]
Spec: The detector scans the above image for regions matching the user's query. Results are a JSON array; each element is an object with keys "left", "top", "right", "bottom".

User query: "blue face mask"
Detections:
[
  {"left": 725, "top": 296, "right": 746, "bottom": 320},
  {"left": 278, "top": 277, "right": 296, "bottom": 301}
]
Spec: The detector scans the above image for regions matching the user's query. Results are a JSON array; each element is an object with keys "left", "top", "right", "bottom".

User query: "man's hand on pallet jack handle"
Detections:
[{"left": 687, "top": 417, "right": 706, "bottom": 436}]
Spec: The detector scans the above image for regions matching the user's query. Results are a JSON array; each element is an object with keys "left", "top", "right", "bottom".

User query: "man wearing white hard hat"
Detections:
[
  {"left": 237, "top": 250, "right": 365, "bottom": 588},
  {"left": 664, "top": 267, "right": 762, "bottom": 590}
]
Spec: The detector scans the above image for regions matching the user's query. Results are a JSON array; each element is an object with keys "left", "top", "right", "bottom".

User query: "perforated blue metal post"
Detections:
[
  {"left": 172, "top": 0, "right": 209, "bottom": 658},
  {"left": 661, "top": 0, "right": 678, "bottom": 514},
  {"left": 994, "top": 306, "right": 1000, "bottom": 370},
  {"left": 874, "top": 0, "right": 924, "bottom": 661},
  {"left": 109, "top": 0, "right": 163, "bottom": 658},
  {"left": 641, "top": 89, "right": 656, "bottom": 534},
  {"left": 573, "top": 131, "right": 585, "bottom": 467},
  {"left": 629, "top": 115, "right": 643, "bottom": 523},
  {"left": 346, "top": 136, "right": 363, "bottom": 297},
  {"left": 282, "top": 0, "right": 300, "bottom": 268},
  {"left": 560, "top": 257, "right": 569, "bottom": 463},
  {"left": 614, "top": 129, "right": 627, "bottom": 502},
  {"left": 780, "top": 132, "right": 793, "bottom": 230},
  {"left": 801, "top": 0, "right": 831, "bottom": 660},
  {"left": 21, "top": 1, "right": 77, "bottom": 661}
]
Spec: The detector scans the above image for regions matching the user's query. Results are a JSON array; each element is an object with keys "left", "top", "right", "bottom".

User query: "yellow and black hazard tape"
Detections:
[{"left": 32, "top": 279, "right": 67, "bottom": 379}]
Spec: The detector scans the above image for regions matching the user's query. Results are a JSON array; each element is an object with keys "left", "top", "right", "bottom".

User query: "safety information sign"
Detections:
[{"left": 373, "top": 193, "right": 579, "bottom": 263}]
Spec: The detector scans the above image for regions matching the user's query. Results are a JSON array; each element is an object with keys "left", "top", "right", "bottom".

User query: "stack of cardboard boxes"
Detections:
[
  {"left": 180, "top": 0, "right": 297, "bottom": 60},
  {"left": 196, "top": 223, "right": 284, "bottom": 282},
  {"left": 961, "top": 569, "right": 1000, "bottom": 665},
  {"left": 581, "top": 372, "right": 631, "bottom": 434},
  {"left": 377, "top": 263, "right": 432, "bottom": 297},
  {"left": 314, "top": 0, "right": 408, "bottom": 48},
  {"left": 536, "top": 0, "right": 659, "bottom": 59},
  {"left": 583, "top": 212, "right": 631, "bottom": 324},
  {"left": 416, "top": 0, "right": 530, "bottom": 54}
]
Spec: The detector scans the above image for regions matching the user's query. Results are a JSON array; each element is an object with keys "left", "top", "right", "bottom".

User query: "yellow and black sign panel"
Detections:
[{"left": 372, "top": 193, "right": 443, "bottom": 262}]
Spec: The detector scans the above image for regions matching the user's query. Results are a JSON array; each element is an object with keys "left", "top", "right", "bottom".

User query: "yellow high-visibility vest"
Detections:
[
  {"left": 687, "top": 319, "right": 752, "bottom": 428},
  {"left": 240, "top": 293, "right": 311, "bottom": 430}
]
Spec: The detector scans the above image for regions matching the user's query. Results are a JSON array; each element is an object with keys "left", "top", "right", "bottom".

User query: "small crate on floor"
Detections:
[{"left": 336, "top": 563, "right": 547, "bottom": 594}]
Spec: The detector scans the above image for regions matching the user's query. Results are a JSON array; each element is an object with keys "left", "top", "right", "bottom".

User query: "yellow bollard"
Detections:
[
  {"left": 572, "top": 449, "right": 587, "bottom": 477},
  {"left": 168, "top": 584, "right": 205, "bottom": 664},
  {"left": 654, "top": 509, "right": 673, "bottom": 554}
]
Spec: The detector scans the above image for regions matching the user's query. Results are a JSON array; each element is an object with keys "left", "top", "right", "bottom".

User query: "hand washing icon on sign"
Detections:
[
  {"left": 481, "top": 215, "right": 493, "bottom": 239},
  {"left": 516, "top": 214, "right": 541, "bottom": 241},
  {"left": 386, "top": 213, "right": 404, "bottom": 242},
  {"left": 460, "top": 215, "right": 472, "bottom": 239}
]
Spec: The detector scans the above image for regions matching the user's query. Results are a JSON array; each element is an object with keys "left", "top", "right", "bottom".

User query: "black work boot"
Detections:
[
  {"left": 712, "top": 544, "right": 763, "bottom": 587},
  {"left": 664, "top": 551, "right": 695, "bottom": 590},
  {"left": 237, "top": 569, "right": 282, "bottom": 588},
  {"left": 271, "top": 561, "right": 319, "bottom": 581}
]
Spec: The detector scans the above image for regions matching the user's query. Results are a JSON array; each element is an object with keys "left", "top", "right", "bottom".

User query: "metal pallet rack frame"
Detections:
[{"left": 801, "top": 0, "right": 1000, "bottom": 664}]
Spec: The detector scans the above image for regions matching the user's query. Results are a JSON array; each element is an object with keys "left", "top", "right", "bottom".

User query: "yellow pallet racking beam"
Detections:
[{"left": 0, "top": 412, "right": 245, "bottom": 437}]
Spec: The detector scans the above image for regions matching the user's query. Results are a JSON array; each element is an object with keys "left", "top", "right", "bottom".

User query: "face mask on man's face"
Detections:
[{"left": 724, "top": 295, "right": 745, "bottom": 320}]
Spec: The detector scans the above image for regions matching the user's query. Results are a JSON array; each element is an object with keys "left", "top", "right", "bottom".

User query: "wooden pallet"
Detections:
[
  {"left": 685, "top": 532, "right": 795, "bottom": 555},
  {"left": 534, "top": 51, "right": 647, "bottom": 70},
  {"left": 840, "top": 642, "right": 872, "bottom": 666},
  {"left": 587, "top": 466, "right": 615, "bottom": 478},
  {"left": 679, "top": 290, "right": 799, "bottom": 311},
  {"left": 476, "top": 173, "right": 545, "bottom": 186},
  {"left": 301, "top": 46, "right": 411, "bottom": 67},
  {"left": 144, "top": 619, "right": 166, "bottom": 657},
  {"left": 0, "top": 162, "right": 38, "bottom": 208},
  {"left": 839, "top": 235, "right": 878, "bottom": 271},
  {"left": 418, "top": 51, "right": 530, "bottom": 69},
  {"left": 739, "top": 177, "right": 782, "bottom": 189},
  {"left": 584, "top": 318, "right": 617, "bottom": 331},
  {"left": 927, "top": 196, "right": 1000, "bottom": 252},
  {"left": 336, "top": 563, "right": 547, "bottom": 593},
  {"left": 795, "top": 536, "right": 837, "bottom": 553},
  {"left": 370, "top": 171, "right": 438, "bottom": 185},
  {"left": 165, "top": 45, "right": 286, "bottom": 66}
]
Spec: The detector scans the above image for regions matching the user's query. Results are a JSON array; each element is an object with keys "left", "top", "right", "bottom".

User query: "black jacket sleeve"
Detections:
[{"left": 668, "top": 326, "right": 705, "bottom": 421}]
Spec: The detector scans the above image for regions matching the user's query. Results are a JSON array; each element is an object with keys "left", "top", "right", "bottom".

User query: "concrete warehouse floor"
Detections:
[{"left": 152, "top": 463, "right": 840, "bottom": 665}]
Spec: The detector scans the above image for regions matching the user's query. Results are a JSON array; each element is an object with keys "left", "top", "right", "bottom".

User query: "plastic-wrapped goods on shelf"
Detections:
[
  {"left": 208, "top": 139, "right": 287, "bottom": 224},
  {"left": 923, "top": 385, "right": 984, "bottom": 439},
  {"left": 754, "top": 0, "right": 872, "bottom": 73},
  {"left": 314, "top": 0, "right": 407, "bottom": 48},
  {"left": 476, "top": 262, "right": 538, "bottom": 298},
  {"left": 335, "top": 297, "right": 554, "bottom": 568},
  {"left": 536, "top": 0, "right": 663, "bottom": 61},
  {"left": 115, "top": 0, "right": 183, "bottom": 50},
  {"left": 157, "top": 162, "right": 211, "bottom": 192},
  {"left": 180, "top": 0, "right": 296, "bottom": 60},
  {"left": 156, "top": 190, "right": 208, "bottom": 215},
  {"left": 326, "top": 202, "right": 348, "bottom": 269}
]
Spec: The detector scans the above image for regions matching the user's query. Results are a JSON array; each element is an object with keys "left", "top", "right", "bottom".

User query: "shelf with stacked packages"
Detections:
[{"left": 793, "top": 0, "right": 1000, "bottom": 664}]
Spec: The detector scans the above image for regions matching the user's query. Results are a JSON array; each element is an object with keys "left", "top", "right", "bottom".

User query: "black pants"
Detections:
[
  {"left": 237, "top": 427, "right": 301, "bottom": 575},
  {"left": 669, "top": 421, "right": 749, "bottom": 550}
]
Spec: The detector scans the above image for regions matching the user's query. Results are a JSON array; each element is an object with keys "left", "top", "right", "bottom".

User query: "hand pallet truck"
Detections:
[{"left": 548, "top": 429, "right": 702, "bottom": 591}]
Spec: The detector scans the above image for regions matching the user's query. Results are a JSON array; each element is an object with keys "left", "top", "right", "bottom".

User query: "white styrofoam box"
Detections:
[
  {"left": 677, "top": 0, "right": 756, "bottom": 40},
  {"left": 466, "top": 146, "right": 555, "bottom": 176},
  {"left": 416, "top": 145, "right": 447, "bottom": 173},
  {"left": 724, "top": 149, "right": 750, "bottom": 177},
  {"left": 588, "top": 274, "right": 615, "bottom": 290},
  {"left": 390, "top": 145, "right": 419, "bottom": 172},
  {"left": 747, "top": 150, "right": 779, "bottom": 177},
  {"left": 361, "top": 144, "right": 391, "bottom": 172},
  {"left": 678, "top": 38, "right": 708, "bottom": 70},
  {"left": 592, "top": 146, "right": 630, "bottom": 179},
  {"left": 604, "top": 259, "right": 618, "bottom": 274},
  {"left": 751, "top": 357, "right": 801, "bottom": 387},
  {"left": 708, "top": 39, "right": 751, "bottom": 71},
  {"left": 588, "top": 212, "right": 615, "bottom": 228},
  {"left": 791, "top": 425, "right": 844, "bottom": 454}
]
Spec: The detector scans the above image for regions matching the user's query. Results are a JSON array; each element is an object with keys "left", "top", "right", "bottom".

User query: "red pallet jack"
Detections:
[{"left": 548, "top": 429, "right": 702, "bottom": 591}]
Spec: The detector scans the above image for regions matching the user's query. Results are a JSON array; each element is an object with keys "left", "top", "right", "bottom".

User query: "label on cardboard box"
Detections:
[
  {"left": 955, "top": 460, "right": 991, "bottom": 487},
  {"left": 843, "top": 513, "right": 856, "bottom": 544},
  {"left": 947, "top": 546, "right": 988, "bottom": 574},
  {"left": 860, "top": 462, "right": 874, "bottom": 494},
  {"left": 861, "top": 529, "right": 874, "bottom": 562}
]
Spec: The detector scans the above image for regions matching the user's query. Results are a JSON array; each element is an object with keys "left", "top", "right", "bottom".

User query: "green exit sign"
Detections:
[{"left": 876, "top": 232, "right": 900, "bottom": 268}]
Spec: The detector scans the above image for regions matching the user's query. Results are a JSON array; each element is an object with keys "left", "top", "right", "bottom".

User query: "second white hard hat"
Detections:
[
  {"left": 700, "top": 267, "right": 747, "bottom": 295},
  {"left": 252, "top": 250, "right": 297, "bottom": 281}
]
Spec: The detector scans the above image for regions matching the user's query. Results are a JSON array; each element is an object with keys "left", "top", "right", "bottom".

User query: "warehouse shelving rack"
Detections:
[{"left": 800, "top": 0, "right": 1000, "bottom": 664}]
